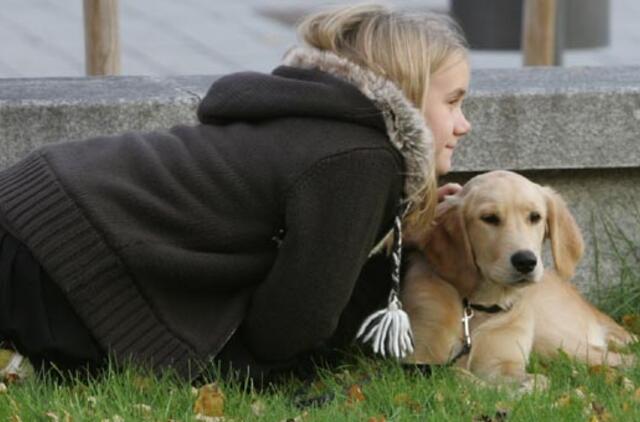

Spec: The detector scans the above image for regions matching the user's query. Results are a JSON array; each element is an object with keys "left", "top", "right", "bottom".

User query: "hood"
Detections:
[
  {"left": 197, "top": 66, "right": 385, "bottom": 132},
  {"left": 197, "top": 46, "right": 434, "bottom": 206}
]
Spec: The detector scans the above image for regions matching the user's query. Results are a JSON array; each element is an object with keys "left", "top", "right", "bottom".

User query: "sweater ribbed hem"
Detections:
[{"left": 0, "top": 153, "right": 200, "bottom": 377}]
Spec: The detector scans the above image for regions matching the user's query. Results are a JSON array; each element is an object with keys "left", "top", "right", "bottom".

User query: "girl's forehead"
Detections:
[{"left": 431, "top": 57, "right": 469, "bottom": 83}]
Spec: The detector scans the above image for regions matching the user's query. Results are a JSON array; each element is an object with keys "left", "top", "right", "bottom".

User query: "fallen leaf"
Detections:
[
  {"left": 346, "top": 384, "right": 365, "bottom": 404},
  {"left": 393, "top": 393, "right": 422, "bottom": 412},
  {"left": 194, "top": 383, "right": 225, "bottom": 418},
  {"left": 132, "top": 376, "right": 153, "bottom": 392},
  {"left": 251, "top": 399, "right": 266, "bottom": 417},
  {"left": 367, "top": 416, "right": 386, "bottom": 422},
  {"left": 622, "top": 314, "right": 640, "bottom": 334},
  {"left": 194, "top": 415, "right": 224, "bottom": 422},
  {"left": 44, "top": 412, "right": 59, "bottom": 421},
  {"left": 588, "top": 365, "right": 618, "bottom": 385},
  {"left": 620, "top": 376, "right": 635, "bottom": 391},
  {"left": 4, "top": 373, "right": 19, "bottom": 384},
  {"left": 133, "top": 403, "right": 152, "bottom": 415},
  {"left": 591, "top": 401, "right": 612, "bottom": 421},
  {"left": 553, "top": 393, "right": 572, "bottom": 408}
]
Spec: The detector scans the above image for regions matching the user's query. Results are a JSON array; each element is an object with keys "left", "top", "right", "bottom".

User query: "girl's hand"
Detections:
[{"left": 437, "top": 183, "right": 462, "bottom": 203}]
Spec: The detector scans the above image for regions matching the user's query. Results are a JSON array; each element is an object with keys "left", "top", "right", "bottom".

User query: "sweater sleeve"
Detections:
[{"left": 241, "top": 148, "right": 403, "bottom": 362}]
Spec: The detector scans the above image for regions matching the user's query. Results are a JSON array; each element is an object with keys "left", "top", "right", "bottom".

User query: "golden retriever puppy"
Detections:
[{"left": 402, "top": 170, "right": 636, "bottom": 384}]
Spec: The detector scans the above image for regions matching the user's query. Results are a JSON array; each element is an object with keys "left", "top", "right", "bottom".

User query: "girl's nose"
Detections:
[{"left": 454, "top": 111, "right": 471, "bottom": 137}]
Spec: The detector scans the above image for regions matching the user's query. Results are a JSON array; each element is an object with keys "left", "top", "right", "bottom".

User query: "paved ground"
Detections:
[{"left": 1, "top": 0, "right": 639, "bottom": 78}]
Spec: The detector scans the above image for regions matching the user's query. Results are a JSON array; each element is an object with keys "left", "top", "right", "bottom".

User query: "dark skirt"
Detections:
[{"left": 0, "top": 226, "right": 105, "bottom": 372}]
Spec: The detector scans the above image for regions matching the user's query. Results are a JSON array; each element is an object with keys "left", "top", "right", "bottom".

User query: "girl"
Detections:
[{"left": 0, "top": 3, "right": 470, "bottom": 381}]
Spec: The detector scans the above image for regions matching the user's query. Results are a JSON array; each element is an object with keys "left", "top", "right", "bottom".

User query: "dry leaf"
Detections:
[
  {"left": 251, "top": 399, "right": 266, "bottom": 417},
  {"left": 621, "top": 377, "right": 635, "bottom": 391},
  {"left": 63, "top": 411, "right": 72, "bottom": 422},
  {"left": 346, "top": 384, "right": 365, "bottom": 404},
  {"left": 635, "top": 387, "right": 640, "bottom": 401},
  {"left": 132, "top": 376, "right": 153, "bottom": 392},
  {"left": 553, "top": 393, "right": 572, "bottom": 408},
  {"left": 0, "top": 382, "right": 7, "bottom": 394},
  {"left": 133, "top": 403, "right": 152, "bottom": 415},
  {"left": 591, "top": 401, "right": 612, "bottom": 421},
  {"left": 44, "top": 412, "right": 59, "bottom": 421},
  {"left": 393, "top": 393, "right": 422, "bottom": 412},
  {"left": 195, "top": 415, "right": 224, "bottom": 422},
  {"left": 622, "top": 314, "right": 640, "bottom": 334},
  {"left": 367, "top": 416, "right": 386, "bottom": 422},
  {"left": 588, "top": 365, "right": 618, "bottom": 385},
  {"left": 194, "top": 383, "right": 225, "bottom": 418}
]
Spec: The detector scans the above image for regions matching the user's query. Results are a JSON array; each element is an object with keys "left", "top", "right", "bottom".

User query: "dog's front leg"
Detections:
[{"left": 466, "top": 302, "right": 535, "bottom": 384}]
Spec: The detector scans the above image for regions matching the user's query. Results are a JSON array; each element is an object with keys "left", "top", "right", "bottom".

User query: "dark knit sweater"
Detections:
[{"left": 0, "top": 48, "right": 433, "bottom": 378}]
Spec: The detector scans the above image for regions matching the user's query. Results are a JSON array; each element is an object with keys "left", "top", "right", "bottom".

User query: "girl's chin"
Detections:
[{"left": 436, "top": 160, "right": 451, "bottom": 176}]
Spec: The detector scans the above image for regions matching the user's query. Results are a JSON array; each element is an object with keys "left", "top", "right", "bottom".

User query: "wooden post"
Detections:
[
  {"left": 83, "top": 0, "right": 121, "bottom": 75},
  {"left": 522, "top": 0, "right": 559, "bottom": 66}
]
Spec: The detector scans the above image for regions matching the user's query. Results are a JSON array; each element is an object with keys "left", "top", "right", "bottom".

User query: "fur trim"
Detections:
[{"left": 282, "top": 46, "right": 434, "bottom": 208}]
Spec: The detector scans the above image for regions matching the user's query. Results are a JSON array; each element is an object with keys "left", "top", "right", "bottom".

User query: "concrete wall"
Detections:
[{"left": 1, "top": 67, "right": 639, "bottom": 291}]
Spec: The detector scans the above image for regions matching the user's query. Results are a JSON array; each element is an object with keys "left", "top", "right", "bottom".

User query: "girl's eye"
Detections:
[
  {"left": 529, "top": 212, "right": 541, "bottom": 223},
  {"left": 480, "top": 214, "right": 500, "bottom": 225}
]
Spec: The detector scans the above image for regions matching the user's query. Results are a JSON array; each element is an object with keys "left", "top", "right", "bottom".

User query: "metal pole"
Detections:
[{"left": 83, "top": 0, "right": 121, "bottom": 75}]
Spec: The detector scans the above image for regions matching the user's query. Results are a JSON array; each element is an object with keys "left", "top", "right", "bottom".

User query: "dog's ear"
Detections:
[
  {"left": 543, "top": 187, "right": 584, "bottom": 280},
  {"left": 420, "top": 198, "right": 480, "bottom": 298}
]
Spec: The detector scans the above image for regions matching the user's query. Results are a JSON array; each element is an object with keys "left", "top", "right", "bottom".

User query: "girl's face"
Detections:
[{"left": 423, "top": 55, "right": 472, "bottom": 176}]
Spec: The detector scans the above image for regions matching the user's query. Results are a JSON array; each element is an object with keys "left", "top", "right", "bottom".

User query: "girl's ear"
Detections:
[
  {"left": 542, "top": 187, "right": 584, "bottom": 280},
  {"left": 418, "top": 196, "right": 480, "bottom": 298}
]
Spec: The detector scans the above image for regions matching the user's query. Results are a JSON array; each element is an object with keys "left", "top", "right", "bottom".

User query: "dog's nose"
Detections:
[{"left": 510, "top": 250, "right": 537, "bottom": 274}]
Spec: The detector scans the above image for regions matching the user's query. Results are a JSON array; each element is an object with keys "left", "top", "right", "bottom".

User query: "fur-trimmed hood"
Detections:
[
  {"left": 198, "top": 46, "right": 434, "bottom": 205},
  {"left": 282, "top": 46, "right": 434, "bottom": 205}
]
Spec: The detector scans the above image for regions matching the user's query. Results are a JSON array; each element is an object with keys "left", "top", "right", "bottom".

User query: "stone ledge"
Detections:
[
  {"left": 455, "top": 66, "right": 640, "bottom": 171},
  {"left": 1, "top": 67, "right": 639, "bottom": 172}
]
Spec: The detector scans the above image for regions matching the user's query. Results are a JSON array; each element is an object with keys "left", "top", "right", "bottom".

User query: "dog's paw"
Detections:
[
  {"left": 450, "top": 366, "right": 488, "bottom": 388},
  {"left": 516, "top": 373, "right": 550, "bottom": 395}
]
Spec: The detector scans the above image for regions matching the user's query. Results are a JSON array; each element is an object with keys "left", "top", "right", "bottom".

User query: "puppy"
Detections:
[{"left": 401, "top": 170, "right": 636, "bottom": 384}]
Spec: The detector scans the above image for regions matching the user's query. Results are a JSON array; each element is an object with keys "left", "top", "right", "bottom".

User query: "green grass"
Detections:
[
  {"left": 1, "top": 348, "right": 639, "bottom": 421},
  {"left": 2, "top": 209, "right": 640, "bottom": 421}
]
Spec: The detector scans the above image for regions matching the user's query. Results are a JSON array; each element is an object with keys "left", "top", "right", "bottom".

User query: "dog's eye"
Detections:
[
  {"left": 529, "top": 212, "right": 541, "bottom": 223},
  {"left": 480, "top": 214, "right": 501, "bottom": 225}
]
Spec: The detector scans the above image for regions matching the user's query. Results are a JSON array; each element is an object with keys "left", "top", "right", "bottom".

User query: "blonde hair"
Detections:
[{"left": 297, "top": 3, "right": 468, "bottom": 236}]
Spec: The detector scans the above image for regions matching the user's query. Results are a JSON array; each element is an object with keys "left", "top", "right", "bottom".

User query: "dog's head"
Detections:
[{"left": 409, "top": 171, "right": 584, "bottom": 296}]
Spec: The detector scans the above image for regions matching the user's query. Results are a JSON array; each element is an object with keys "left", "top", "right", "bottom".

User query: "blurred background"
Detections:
[{"left": 0, "top": 0, "right": 639, "bottom": 78}]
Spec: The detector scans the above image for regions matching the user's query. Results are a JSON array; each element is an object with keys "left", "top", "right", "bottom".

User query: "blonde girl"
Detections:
[{"left": 0, "top": 3, "right": 470, "bottom": 382}]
